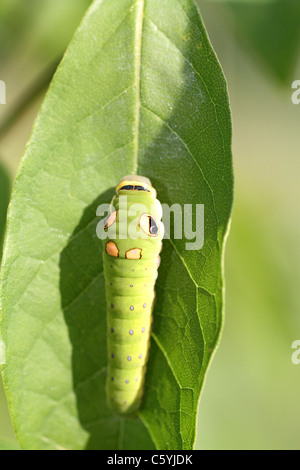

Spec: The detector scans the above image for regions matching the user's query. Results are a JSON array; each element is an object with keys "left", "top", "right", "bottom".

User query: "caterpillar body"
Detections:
[{"left": 103, "top": 175, "right": 164, "bottom": 416}]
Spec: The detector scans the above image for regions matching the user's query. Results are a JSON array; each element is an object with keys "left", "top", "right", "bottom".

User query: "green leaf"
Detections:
[
  {"left": 0, "top": 0, "right": 233, "bottom": 450},
  {"left": 224, "top": 0, "right": 300, "bottom": 84}
]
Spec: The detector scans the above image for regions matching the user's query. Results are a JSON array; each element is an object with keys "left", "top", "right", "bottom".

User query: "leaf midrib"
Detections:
[
  {"left": 133, "top": 0, "right": 145, "bottom": 175},
  {"left": 117, "top": 0, "right": 145, "bottom": 450}
]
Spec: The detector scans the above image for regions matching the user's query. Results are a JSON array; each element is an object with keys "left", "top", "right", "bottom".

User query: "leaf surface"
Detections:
[{"left": 0, "top": 0, "right": 233, "bottom": 450}]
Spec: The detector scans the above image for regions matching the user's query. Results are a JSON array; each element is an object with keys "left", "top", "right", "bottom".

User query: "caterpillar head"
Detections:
[
  {"left": 116, "top": 175, "right": 157, "bottom": 198},
  {"left": 104, "top": 175, "right": 163, "bottom": 260}
]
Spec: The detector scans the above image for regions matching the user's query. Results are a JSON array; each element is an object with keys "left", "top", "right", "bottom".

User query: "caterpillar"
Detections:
[{"left": 103, "top": 175, "right": 164, "bottom": 416}]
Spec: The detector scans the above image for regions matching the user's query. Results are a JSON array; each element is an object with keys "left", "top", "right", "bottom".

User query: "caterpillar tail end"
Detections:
[{"left": 106, "top": 381, "right": 144, "bottom": 418}]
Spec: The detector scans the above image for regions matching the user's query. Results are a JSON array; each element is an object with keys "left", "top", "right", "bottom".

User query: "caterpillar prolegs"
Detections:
[{"left": 103, "top": 176, "right": 164, "bottom": 416}]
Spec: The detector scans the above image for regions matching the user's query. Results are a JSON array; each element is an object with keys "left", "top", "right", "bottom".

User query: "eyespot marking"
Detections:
[
  {"left": 126, "top": 248, "right": 142, "bottom": 260},
  {"left": 139, "top": 214, "right": 159, "bottom": 237},
  {"left": 106, "top": 241, "right": 119, "bottom": 258}
]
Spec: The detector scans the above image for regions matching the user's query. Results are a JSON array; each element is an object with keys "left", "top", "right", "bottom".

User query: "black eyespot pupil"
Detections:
[
  {"left": 120, "top": 185, "right": 150, "bottom": 192},
  {"left": 149, "top": 218, "right": 159, "bottom": 235},
  {"left": 120, "top": 185, "right": 134, "bottom": 190},
  {"left": 135, "top": 185, "right": 150, "bottom": 192}
]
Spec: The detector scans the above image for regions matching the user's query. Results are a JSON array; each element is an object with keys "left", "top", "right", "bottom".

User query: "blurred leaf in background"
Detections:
[
  {"left": 0, "top": 437, "right": 20, "bottom": 450},
  {"left": 0, "top": 0, "right": 92, "bottom": 176},
  {"left": 0, "top": 0, "right": 31, "bottom": 63},
  {"left": 0, "top": 163, "right": 10, "bottom": 257},
  {"left": 0, "top": 0, "right": 92, "bottom": 65},
  {"left": 221, "top": 0, "right": 300, "bottom": 84},
  {"left": 0, "top": 376, "right": 20, "bottom": 448}
]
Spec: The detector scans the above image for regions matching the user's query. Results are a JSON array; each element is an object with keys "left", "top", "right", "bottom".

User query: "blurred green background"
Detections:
[{"left": 0, "top": 0, "right": 300, "bottom": 450}]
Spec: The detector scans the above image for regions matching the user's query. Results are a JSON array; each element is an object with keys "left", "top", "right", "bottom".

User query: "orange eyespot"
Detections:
[
  {"left": 125, "top": 248, "right": 142, "bottom": 260},
  {"left": 106, "top": 241, "right": 119, "bottom": 258},
  {"left": 104, "top": 211, "right": 117, "bottom": 230},
  {"left": 139, "top": 214, "right": 159, "bottom": 237}
]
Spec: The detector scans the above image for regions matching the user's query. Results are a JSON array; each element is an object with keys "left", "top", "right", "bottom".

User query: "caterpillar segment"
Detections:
[{"left": 103, "top": 175, "right": 163, "bottom": 416}]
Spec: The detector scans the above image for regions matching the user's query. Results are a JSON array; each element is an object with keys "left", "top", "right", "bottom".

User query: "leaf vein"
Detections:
[
  {"left": 141, "top": 103, "right": 219, "bottom": 223},
  {"left": 62, "top": 271, "right": 104, "bottom": 312}
]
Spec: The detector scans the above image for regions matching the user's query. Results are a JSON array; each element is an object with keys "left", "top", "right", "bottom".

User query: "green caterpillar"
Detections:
[{"left": 103, "top": 175, "right": 163, "bottom": 416}]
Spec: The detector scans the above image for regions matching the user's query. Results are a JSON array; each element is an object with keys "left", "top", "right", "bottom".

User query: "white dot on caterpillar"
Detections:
[
  {"left": 142, "top": 327, "right": 145, "bottom": 333},
  {"left": 129, "top": 329, "right": 134, "bottom": 335},
  {"left": 125, "top": 380, "right": 129, "bottom": 384},
  {"left": 130, "top": 305, "right": 134, "bottom": 311},
  {"left": 127, "top": 356, "right": 131, "bottom": 361},
  {"left": 143, "top": 303, "right": 147, "bottom": 308},
  {"left": 130, "top": 284, "right": 133, "bottom": 288},
  {"left": 139, "top": 354, "right": 142, "bottom": 359}
]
